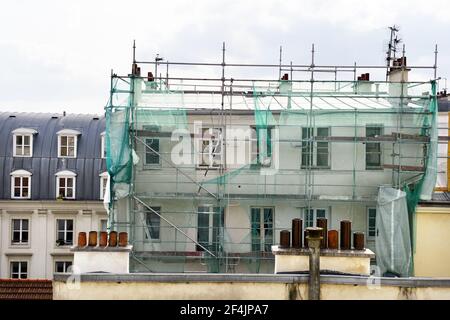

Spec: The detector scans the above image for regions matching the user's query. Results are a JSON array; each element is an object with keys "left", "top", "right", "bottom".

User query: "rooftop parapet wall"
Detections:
[{"left": 53, "top": 273, "right": 450, "bottom": 300}]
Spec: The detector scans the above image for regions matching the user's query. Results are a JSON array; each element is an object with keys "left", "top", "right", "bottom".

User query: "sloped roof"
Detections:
[
  {"left": 0, "top": 112, "right": 106, "bottom": 200},
  {"left": 0, "top": 279, "right": 52, "bottom": 300}
]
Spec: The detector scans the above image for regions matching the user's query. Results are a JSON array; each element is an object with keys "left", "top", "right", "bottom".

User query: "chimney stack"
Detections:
[{"left": 388, "top": 56, "right": 410, "bottom": 98}]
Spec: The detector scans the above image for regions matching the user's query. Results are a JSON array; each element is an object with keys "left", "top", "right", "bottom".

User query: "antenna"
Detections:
[
  {"left": 133, "top": 40, "right": 136, "bottom": 63},
  {"left": 279, "top": 45, "right": 282, "bottom": 80},
  {"left": 155, "top": 54, "right": 164, "bottom": 81},
  {"left": 386, "top": 25, "right": 401, "bottom": 81}
]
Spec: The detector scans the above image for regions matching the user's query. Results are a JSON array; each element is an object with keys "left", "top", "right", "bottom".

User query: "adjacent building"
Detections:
[{"left": 0, "top": 112, "right": 107, "bottom": 279}]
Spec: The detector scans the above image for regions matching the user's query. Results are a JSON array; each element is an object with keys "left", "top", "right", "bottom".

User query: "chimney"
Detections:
[
  {"left": 388, "top": 56, "right": 410, "bottom": 99},
  {"left": 272, "top": 219, "right": 375, "bottom": 276},
  {"left": 354, "top": 73, "right": 373, "bottom": 94},
  {"left": 71, "top": 231, "right": 132, "bottom": 274},
  {"left": 147, "top": 72, "right": 154, "bottom": 82},
  {"left": 279, "top": 73, "right": 292, "bottom": 94}
]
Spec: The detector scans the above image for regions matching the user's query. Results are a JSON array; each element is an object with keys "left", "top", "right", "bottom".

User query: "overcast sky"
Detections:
[{"left": 0, "top": 0, "right": 448, "bottom": 115}]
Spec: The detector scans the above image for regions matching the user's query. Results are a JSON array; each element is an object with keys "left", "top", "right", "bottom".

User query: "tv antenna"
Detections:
[{"left": 385, "top": 25, "right": 401, "bottom": 81}]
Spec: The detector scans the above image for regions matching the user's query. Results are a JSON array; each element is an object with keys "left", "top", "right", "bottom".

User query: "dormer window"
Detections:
[
  {"left": 99, "top": 171, "right": 108, "bottom": 200},
  {"left": 57, "top": 129, "right": 81, "bottom": 158},
  {"left": 101, "top": 132, "right": 106, "bottom": 159},
  {"left": 55, "top": 170, "right": 77, "bottom": 199},
  {"left": 10, "top": 170, "right": 32, "bottom": 199},
  {"left": 12, "top": 128, "right": 37, "bottom": 157}
]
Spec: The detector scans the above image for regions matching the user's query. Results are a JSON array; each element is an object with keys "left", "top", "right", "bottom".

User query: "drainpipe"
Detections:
[{"left": 306, "top": 227, "right": 323, "bottom": 300}]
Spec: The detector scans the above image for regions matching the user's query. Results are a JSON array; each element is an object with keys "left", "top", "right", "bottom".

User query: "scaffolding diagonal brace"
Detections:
[
  {"left": 133, "top": 195, "right": 218, "bottom": 258},
  {"left": 134, "top": 135, "right": 218, "bottom": 199}
]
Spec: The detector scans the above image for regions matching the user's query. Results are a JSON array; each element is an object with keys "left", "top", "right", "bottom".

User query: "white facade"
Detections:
[
  {"left": 0, "top": 201, "right": 107, "bottom": 279},
  {"left": 115, "top": 110, "right": 427, "bottom": 272}
]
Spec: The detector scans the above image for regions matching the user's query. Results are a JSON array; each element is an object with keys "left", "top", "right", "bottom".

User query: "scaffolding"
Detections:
[{"left": 104, "top": 41, "right": 439, "bottom": 276}]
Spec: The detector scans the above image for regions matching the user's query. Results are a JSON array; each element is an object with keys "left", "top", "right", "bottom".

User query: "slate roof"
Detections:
[
  {"left": 0, "top": 112, "right": 106, "bottom": 200},
  {"left": 438, "top": 98, "right": 450, "bottom": 112}
]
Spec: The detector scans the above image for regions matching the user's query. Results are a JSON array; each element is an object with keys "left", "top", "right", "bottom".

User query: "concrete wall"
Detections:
[
  {"left": 0, "top": 201, "right": 107, "bottom": 279},
  {"left": 53, "top": 273, "right": 450, "bottom": 300},
  {"left": 414, "top": 205, "right": 450, "bottom": 277}
]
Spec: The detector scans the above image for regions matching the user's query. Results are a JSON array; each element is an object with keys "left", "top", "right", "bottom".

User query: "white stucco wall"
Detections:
[
  {"left": 0, "top": 201, "right": 107, "bottom": 279},
  {"left": 73, "top": 250, "right": 130, "bottom": 273}
]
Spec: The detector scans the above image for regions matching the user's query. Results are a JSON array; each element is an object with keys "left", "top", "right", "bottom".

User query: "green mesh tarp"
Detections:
[
  {"left": 105, "top": 76, "right": 438, "bottom": 275},
  {"left": 376, "top": 186, "right": 412, "bottom": 277}
]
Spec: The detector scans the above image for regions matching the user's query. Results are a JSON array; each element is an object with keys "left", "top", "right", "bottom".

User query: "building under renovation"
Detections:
[{"left": 104, "top": 39, "right": 439, "bottom": 276}]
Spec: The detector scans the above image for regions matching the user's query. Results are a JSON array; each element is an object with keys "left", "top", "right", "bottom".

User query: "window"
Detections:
[
  {"left": 10, "top": 170, "right": 32, "bottom": 199},
  {"left": 10, "top": 261, "right": 28, "bottom": 279},
  {"left": 301, "top": 127, "right": 330, "bottom": 168},
  {"left": 55, "top": 170, "right": 76, "bottom": 199},
  {"left": 145, "top": 138, "right": 160, "bottom": 165},
  {"left": 144, "top": 206, "right": 161, "bottom": 241},
  {"left": 142, "top": 125, "right": 160, "bottom": 167},
  {"left": 11, "top": 219, "right": 29, "bottom": 245},
  {"left": 14, "top": 135, "right": 31, "bottom": 157},
  {"left": 56, "top": 219, "right": 74, "bottom": 246},
  {"left": 303, "top": 208, "right": 329, "bottom": 228},
  {"left": 101, "top": 132, "right": 106, "bottom": 159},
  {"left": 12, "top": 128, "right": 37, "bottom": 157},
  {"left": 251, "top": 126, "right": 273, "bottom": 167},
  {"left": 367, "top": 207, "right": 377, "bottom": 240},
  {"left": 100, "top": 219, "right": 108, "bottom": 232},
  {"left": 55, "top": 261, "right": 72, "bottom": 274},
  {"left": 59, "top": 135, "right": 76, "bottom": 157},
  {"left": 366, "top": 126, "right": 383, "bottom": 169},
  {"left": 57, "top": 129, "right": 80, "bottom": 158},
  {"left": 198, "top": 127, "right": 223, "bottom": 168},
  {"left": 197, "top": 206, "right": 224, "bottom": 252},
  {"left": 99, "top": 172, "right": 108, "bottom": 200},
  {"left": 251, "top": 207, "right": 274, "bottom": 252}
]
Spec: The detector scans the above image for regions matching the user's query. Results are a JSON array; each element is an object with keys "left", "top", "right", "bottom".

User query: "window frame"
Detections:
[
  {"left": 13, "top": 134, "right": 32, "bottom": 157},
  {"left": 367, "top": 207, "right": 377, "bottom": 240},
  {"left": 99, "top": 172, "right": 108, "bottom": 200},
  {"left": 12, "top": 128, "right": 37, "bottom": 157},
  {"left": 57, "top": 129, "right": 80, "bottom": 158},
  {"left": 301, "top": 126, "right": 331, "bottom": 169},
  {"left": 197, "top": 205, "right": 224, "bottom": 251},
  {"left": 302, "top": 208, "right": 330, "bottom": 228},
  {"left": 11, "top": 218, "right": 30, "bottom": 245},
  {"left": 54, "top": 260, "right": 73, "bottom": 274},
  {"left": 10, "top": 170, "right": 32, "bottom": 200},
  {"left": 144, "top": 137, "right": 161, "bottom": 167},
  {"left": 250, "top": 206, "right": 274, "bottom": 252},
  {"left": 196, "top": 126, "right": 224, "bottom": 169},
  {"left": 55, "top": 170, "right": 76, "bottom": 200},
  {"left": 101, "top": 132, "right": 106, "bottom": 159},
  {"left": 143, "top": 206, "right": 161, "bottom": 241},
  {"left": 100, "top": 219, "right": 108, "bottom": 232},
  {"left": 56, "top": 218, "right": 74, "bottom": 246},
  {"left": 10, "top": 260, "right": 28, "bottom": 279},
  {"left": 142, "top": 125, "right": 161, "bottom": 169},
  {"left": 365, "top": 125, "right": 384, "bottom": 170},
  {"left": 250, "top": 125, "right": 274, "bottom": 167}
]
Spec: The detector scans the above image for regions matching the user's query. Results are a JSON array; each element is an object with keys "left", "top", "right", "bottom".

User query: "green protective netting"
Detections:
[
  {"left": 376, "top": 82, "right": 438, "bottom": 277},
  {"left": 106, "top": 108, "right": 132, "bottom": 199},
  {"left": 105, "top": 76, "right": 438, "bottom": 274},
  {"left": 376, "top": 186, "right": 412, "bottom": 277}
]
